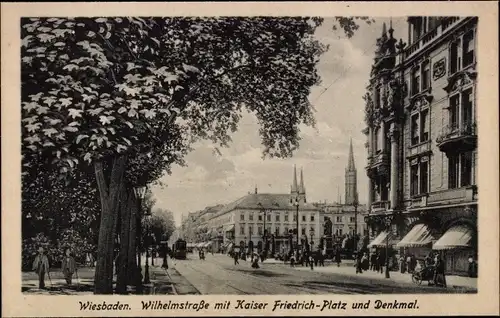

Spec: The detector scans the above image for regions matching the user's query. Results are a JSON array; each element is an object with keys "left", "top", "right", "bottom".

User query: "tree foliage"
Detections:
[{"left": 21, "top": 16, "right": 369, "bottom": 292}]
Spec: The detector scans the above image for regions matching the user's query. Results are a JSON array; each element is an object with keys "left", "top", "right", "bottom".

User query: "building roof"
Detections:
[{"left": 213, "top": 193, "right": 319, "bottom": 218}]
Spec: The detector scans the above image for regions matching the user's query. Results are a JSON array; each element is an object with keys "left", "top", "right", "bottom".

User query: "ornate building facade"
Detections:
[
  {"left": 364, "top": 17, "right": 478, "bottom": 275},
  {"left": 184, "top": 166, "right": 322, "bottom": 254}
]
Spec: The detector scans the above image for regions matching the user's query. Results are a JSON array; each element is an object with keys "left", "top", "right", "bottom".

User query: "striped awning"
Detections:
[
  {"left": 368, "top": 231, "right": 392, "bottom": 248},
  {"left": 396, "top": 223, "right": 435, "bottom": 248},
  {"left": 433, "top": 225, "right": 473, "bottom": 250},
  {"left": 225, "top": 224, "right": 235, "bottom": 232}
]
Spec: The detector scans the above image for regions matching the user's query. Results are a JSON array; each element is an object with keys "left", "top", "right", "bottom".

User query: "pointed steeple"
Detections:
[
  {"left": 299, "top": 167, "right": 305, "bottom": 194},
  {"left": 345, "top": 137, "right": 358, "bottom": 206},
  {"left": 291, "top": 165, "right": 298, "bottom": 194},
  {"left": 382, "top": 22, "right": 387, "bottom": 37},
  {"left": 347, "top": 138, "right": 356, "bottom": 171}
]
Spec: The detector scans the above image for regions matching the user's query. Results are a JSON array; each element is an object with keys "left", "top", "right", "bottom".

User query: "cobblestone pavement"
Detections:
[{"left": 170, "top": 253, "right": 477, "bottom": 295}]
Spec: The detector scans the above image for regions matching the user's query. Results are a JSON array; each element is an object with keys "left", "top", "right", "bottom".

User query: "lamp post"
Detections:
[
  {"left": 353, "top": 191, "right": 359, "bottom": 254},
  {"left": 143, "top": 207, "right": 152, "bottom": 284},
  {"left": 133, "top": 185, "right": 147, "bottom": 292},
  {"left": 384, "top": 215, "right": 393, "bottom": 279},
  {"left": 291, "top": 196, "right": 300, "bottom": 260}
]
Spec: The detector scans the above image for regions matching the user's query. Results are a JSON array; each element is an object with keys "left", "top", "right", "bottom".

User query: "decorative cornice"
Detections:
[
  {"left": 407, "top": 91, "right": 434, "bottom": 112},
  {"left": 443, "top": 68, "right": 477, "bottom": 94}
]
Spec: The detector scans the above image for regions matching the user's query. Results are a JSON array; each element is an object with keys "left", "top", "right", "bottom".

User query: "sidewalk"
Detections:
[
  {"left": 22, "top": 261, "right": 175, "bottom": 295},
  {"left": 292, "top": 265, "right": 477, "bottom": 290}
]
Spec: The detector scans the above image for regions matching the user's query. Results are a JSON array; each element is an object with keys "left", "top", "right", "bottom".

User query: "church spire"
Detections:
[
  {"left": 291, "top": 165, "right": 298, "bottom": 194},
  {"left": 299, "top": 167, "right": 305, "bottom": 194},
  {"left": 347, "top": 138, "right": 356, "bottom": 171},
  {"left": 345, "top": 138, "right": 358, "bottom": 206}
]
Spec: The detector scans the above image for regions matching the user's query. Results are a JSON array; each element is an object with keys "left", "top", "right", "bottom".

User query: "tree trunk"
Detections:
[
  {"left": 116, "top": 186, "right": 131, "bottom": 294},
  {"left": 127, "top": 193, "right": 138, "bottom": 283},
  {"left": 93, "top": 156, "right": 127, "bottom": 294}
]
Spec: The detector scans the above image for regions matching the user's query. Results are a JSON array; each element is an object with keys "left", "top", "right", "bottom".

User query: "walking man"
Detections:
[
  {"left": 61, "top": 248, "right": 77, "bottom": 285},
  {"left": 233, "top": 250, "right": 239, "bottom": 265},
  {"left": 335, "top": 248, "right": 342, "bottom": 267},
  {"left": 32, "top": 246, "right": 50, "bottom": 289}
]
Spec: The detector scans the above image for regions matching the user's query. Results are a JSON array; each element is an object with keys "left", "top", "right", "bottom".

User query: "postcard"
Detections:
[{"left": 1, "top": 1, "right": 498, "bottom": 317}]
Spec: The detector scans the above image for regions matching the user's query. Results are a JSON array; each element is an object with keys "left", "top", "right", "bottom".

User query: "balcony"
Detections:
[
  {"left": 427, "top": 186, "right": 477, "bottom": 205},
  {"left": 404, "top": 17, "right": 462, "bottom": 60},
  {"left": 408, "top": 141, "right": 431, "bottom": 158},
  {"left": 371, "top": 201, "right": 390, "bottom": 214},
  {"left": 366, "top": 151, "right": 390, "bottom": 178},
  {"left": 436, "top": 122, "right": 477, "bottom": 153}
]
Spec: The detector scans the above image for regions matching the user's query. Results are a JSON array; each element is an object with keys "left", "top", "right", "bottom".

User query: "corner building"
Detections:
[{"left": 364, "top": 17, "right": 477, "bottom": 275}]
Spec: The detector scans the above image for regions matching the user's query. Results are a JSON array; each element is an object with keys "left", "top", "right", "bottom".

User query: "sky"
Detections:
[{"left": 151, "top": 17, "right": 408, "bottom": 226}]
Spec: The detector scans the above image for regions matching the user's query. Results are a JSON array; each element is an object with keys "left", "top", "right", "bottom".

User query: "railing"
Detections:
[
  {"left": 371, "top": 201, "right": 390, "bottom": 212},
  {"left": 436, "top": 122, "right": 477, "bottom": 144},
  {"left": 427, "top": 187, "right": 473, "bottom": 204},
  {"left": 372, "top": 151, "right": 389, "bottom": 166},
  {"left": 404, "top": 17, "right": 462, "bottom": 60}
]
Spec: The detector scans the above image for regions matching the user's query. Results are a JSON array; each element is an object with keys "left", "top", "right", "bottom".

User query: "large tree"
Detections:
[{"left": 21, "top": 17, "right": 368, "bottom": 294}]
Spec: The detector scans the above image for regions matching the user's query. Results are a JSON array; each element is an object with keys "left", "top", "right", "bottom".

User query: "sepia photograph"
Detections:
[
  {"left": 19, "top": 14, "right": 479, "bottom": 296},
  {"left": 2, "top": 1, "right": 499, "bottom": 317}
]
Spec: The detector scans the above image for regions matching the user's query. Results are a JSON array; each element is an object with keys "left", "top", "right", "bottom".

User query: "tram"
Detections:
[{"left": 172, "top": 239, "right": 187, "bottom": 260}]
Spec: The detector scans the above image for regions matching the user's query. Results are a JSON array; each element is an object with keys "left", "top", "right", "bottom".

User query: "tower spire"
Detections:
[
  {"left": 291, "top": 165, "right": 298, "bottom": 194},
  {"left": 382, "top": 22, "right": 387, "bottom": 36},
  {"left": 345, "top": 137, "right": 358, "bottom": 206},
  {"left": 299, "top": 167, "right": 305, "bottom": 194},
  {"left": 347, "top": 138, "right": 356, "bottom": 171}
]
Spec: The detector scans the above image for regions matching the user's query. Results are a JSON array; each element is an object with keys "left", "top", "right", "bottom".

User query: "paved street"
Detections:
[{"left": 169, "top": 253, "right": 477, "bottom": 295}]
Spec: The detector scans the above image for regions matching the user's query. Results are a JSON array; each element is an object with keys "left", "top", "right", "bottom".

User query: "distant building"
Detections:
[
  {"left": 317, "top": 139, "right": 368, "bottom": 244},
  {"left": 363, "top": 17, "right": 477, "bottom": 275},
  {"left": 206, "top": 166, "right": 322, "bottom": 254}
]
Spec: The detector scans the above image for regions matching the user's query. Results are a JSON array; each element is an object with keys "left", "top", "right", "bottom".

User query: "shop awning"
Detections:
[
  {"left": 225, "top": 224, "right": 235, "bottom": 232},
  {"left": 204, "top": 241, "right": 213, "bottom": 248},
  {"left": 433, "top": 225, "right": 474, "bottom": 250},
  {"left": 368, "top": 231, "right": 396, "bottom": 248},
  {"left": 396, "top": 223, "right": 435, "bottom": 248},
  {"left": 226, "top": 243, "right": 234, "bottom": 250}
]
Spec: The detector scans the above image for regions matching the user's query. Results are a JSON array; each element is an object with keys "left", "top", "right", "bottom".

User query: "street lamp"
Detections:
[
  {"left": 384, "top": 215, "right": 393, "bottom": 279},
  {"left": 291, "top": 196, "right": 300, "bottom": 260},
  {"left": 143, "top": 207, "right": 152, "bottom": 284},
  {"left": 353, "top": 191, "right": 359, "bottom": 255},
  {"left": 133, "top": 185, "right": 147, "bottom": 290}
]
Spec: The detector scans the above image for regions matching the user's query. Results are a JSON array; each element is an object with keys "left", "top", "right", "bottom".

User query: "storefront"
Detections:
[
  {"left": 433, "top": 223, "right": 476, "bottom": 275},
  {"left": 396, "top": 222, "right": 435, "bottom": 260}
]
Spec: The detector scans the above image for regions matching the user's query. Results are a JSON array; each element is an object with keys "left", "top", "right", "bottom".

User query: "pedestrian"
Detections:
[
  {"left": 468, "top": 255, "right": 477, "bottom": 278},
  {"left": 309, "top": 253, "right": 314, "bottom": 270},
  {"left": 355, "top": 252, "right": 363, "bottom": 274},
  {"left": 251, "top": 253, "right": 260, "bottom": 269},
  {"left": 319, "top": 251, "right": 325, "bottom": 267},
  {"left": 377, "top": 252, "right": 384, "bottom": 274},
  {"left": 61, "top": 248, "right": 77, "bottom": 285},
  {"left": 233, "top": 251, "right": 239, "bottom": 265},
  {"left": 425, "top": 252, "right": 434, "bottom": 267},
  {"left": 433, "top": 254, "right": 447, "bottom": 287},
  {"left": 290, "top": 252, "right": 295, "bottom": 267},
  {"left": 362, "top": 252, "right": 369, "bottom": 271},
  {"left": 335, "top": 248, "right": 341, "bottom": 267},
  {"left": 370, "top": 252, "right": 376, "bottom": 271},
  {"left": 32, "top": 246, "right": 50, "bottom": 289},
  {"left": 410, "top": 254, "right": 417, "bottom": 273},
  {"left": 406, "top": 254, "right": 412, "bottom": 273},
  {"left": 400, "top": 255, "right": 406, "bottom": 273}
]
